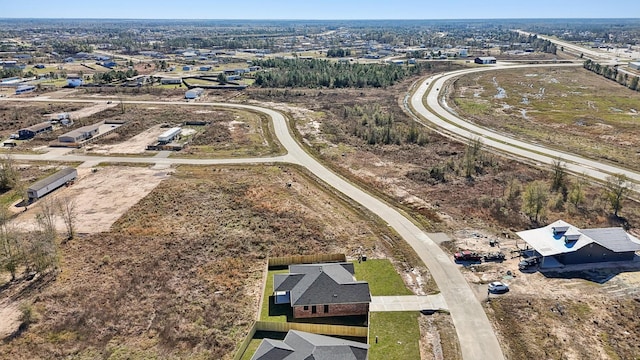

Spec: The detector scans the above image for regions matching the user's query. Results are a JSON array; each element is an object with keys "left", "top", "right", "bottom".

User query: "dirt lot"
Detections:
[
  {"left": 10, "top": 166, "right": 171, "bottom": 233},
  {"left": 447, "top": 66, "right": 640, "bottom": 171},
  {"left": 88, "top": 124, "right": 166, "bottom": 154},
  {"left": 0, "top": 165, "right": 427, "bottom": 359}
]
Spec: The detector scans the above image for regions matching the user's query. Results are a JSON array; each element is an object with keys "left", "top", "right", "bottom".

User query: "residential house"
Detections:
[
  {"left": 516, "top": 220, "right": 640, "bottom": 267},
  {"left": 273, "top": 262, "right": 371, "bottom": 319},
  {"left": 251, "top": 330, "right": 368, "bottom": 360}
]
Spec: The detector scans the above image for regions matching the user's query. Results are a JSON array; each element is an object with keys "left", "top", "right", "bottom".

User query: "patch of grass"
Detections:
[
  {"left": 260, "top": 268, "right": 290, "bottom": 322},
  {"left": 353, "top": 259, "right": 413, "bottom": 296},
  {"left": 239, "top": 339, "right": 263, "bottom": 360},
  {"left": 369, "top": 312, "right": 421, "bottom": 360}
]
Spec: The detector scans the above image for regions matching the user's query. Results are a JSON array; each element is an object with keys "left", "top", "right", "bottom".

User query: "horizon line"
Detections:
[{"left": 1, "top": 17, "right": 639, "bottom": 21}]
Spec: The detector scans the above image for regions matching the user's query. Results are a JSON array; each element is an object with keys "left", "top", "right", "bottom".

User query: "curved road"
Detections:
[
  {"left": 2, "top": 96, "right": 505, "bottom": 360},
  {"left": 409, "top": 64, "right": 640, "bottom": 187}
]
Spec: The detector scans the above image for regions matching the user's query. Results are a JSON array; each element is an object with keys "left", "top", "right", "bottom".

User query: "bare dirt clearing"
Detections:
[{"left": 11, "top": 166, "right": 170, "bottom": 233}]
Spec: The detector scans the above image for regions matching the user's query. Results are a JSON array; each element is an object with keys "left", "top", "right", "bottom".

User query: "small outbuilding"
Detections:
[
  {"left": 18, "top": 122, "right": 53, "bottom": 139},
  {"left": 185, "top": 87, "right": 204, "bottom": 99},
  {"left": 474, "top": 56, "right": 497, "bottom": 64},
  {"left": 629, "top": 62, "right": 640, "bottom": 71},
  {"left": 27, "top": 167, "right": 77, "bottom": 202}
]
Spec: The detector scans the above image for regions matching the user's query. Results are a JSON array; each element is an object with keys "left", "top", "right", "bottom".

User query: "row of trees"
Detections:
[
  {"left": 326, "top": 48, "right": 352, "bottom": 57},
  {"left": 252, "top": 58, "right": 431, "bottom": 88},
  {"left": 92, "top": 69, "right": 139, "bottom": 84},
  {"left": 583, "top": 59, "right": 640, "bottom": 91}
]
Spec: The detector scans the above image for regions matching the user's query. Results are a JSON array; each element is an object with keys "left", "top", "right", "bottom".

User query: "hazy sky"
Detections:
[{"left": 3, "top": 0, "right": 638, "bottom": 19}]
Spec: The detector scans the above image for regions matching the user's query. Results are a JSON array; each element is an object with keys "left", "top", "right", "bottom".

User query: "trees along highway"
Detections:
[{"left": 2, "top": 96, "right": 505, "bottom": 360}]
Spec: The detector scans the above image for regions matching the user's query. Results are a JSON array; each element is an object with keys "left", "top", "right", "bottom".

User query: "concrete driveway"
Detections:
[{"left": 370, "top": 294, "right": 448, "bottom": 312}]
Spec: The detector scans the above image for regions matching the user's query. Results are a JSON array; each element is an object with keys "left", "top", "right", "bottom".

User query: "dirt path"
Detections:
[{"left": 0, "top": 301, "right": 21, "bottom": 339}]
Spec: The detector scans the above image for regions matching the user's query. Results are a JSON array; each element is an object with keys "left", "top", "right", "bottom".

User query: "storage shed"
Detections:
[
  {"left": 27, "top": 167, "right": 77, "bottom": 201},
  {"left": 58, "top": 124, "right": 100, "bottom": 143},
  {"left": 185, "top": 87, "right": 204, "bottom": 99},
  {"left": 18, "top": 122, "right": 53, "bottom": 139}
]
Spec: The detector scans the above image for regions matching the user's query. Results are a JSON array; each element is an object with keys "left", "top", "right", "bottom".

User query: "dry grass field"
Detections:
[
  {"left": 448, "top": 66, "right": 640, "bottom": 171},
  {"left": 0, "top": 165, "right": 424, "bottom": 359}
]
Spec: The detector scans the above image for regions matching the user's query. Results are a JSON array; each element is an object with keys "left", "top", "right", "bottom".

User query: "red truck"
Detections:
[{"left": 454, "top": 250, "right": 482, "bottom": 261}]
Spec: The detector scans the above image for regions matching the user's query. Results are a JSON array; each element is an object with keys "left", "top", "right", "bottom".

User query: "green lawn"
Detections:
[
  {"left": 353, "top": 259, "right": 413, "bottom": 296},
  {"left": 260, "top": 268, "right": 289, "bottom": 322},
  {"left": 239, "top": 339, "right": 263, "bottom": 360},
  {"left": 368, "top": 312, "right": 421, "bottom": 360}
]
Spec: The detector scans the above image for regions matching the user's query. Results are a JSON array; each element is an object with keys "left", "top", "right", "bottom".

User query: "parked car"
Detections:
[
  {"left": 454, "top": 250, "right": 482, "bottom": 262},
  {"left": 483, "top": 252, "right": 506, "bottom": 262},
  {"left": 518, "top": 256, "right": 540, "bottom": 270},
  {"left": 488, "top": 281, "right": 509, "bottom": 294}
]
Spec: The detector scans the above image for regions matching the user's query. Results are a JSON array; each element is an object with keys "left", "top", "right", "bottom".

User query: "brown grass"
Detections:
[{"left": 0, "top": 164, "right": 408, "bottom": 359}]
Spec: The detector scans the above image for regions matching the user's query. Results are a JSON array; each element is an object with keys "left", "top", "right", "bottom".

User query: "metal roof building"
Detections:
[
  {"left": 27, "top": 167, "right": 77, "bottom": 201},
  {"left": 517, "top": 220, "right": 640, "bottom": 267},
  {"left": 18, "top": 122, "right": 53, "bottom": 139},
  {"left": 474, "top": 56, "right": 497, "bottom": 64},
  {"left": 251, "top": 330, "right": 368, "bottom": 360},
  {"left": 58, "top": 124, "right": 100, "bottom": 143}
]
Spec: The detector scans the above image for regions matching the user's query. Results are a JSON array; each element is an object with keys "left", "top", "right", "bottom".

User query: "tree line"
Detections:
[
  {"left": 92, "top": 69, "right": 139, "bottom": 84},
  {"left": 583, "top": 59, "right": 639, "bottom": 91},
  {"left": 252, "top": 58, "right": 431, "bottom": 88}
]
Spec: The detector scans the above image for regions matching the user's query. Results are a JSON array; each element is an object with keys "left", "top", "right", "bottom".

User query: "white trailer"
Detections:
[{"left": 27, "top": 167, "right": 77, "bottom": 201}]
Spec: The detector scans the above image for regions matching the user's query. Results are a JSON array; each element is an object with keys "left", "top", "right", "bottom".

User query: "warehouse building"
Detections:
[
  {"left": 474, "top": 56, "right": 497, "bottom": 64},
  {"left": 58, "top": 124, "right": 100, "bottom": 143},
  {"left": 160, "top": 77, "right": 182, "bottom": 85},
  {"left": 27, "top": 167, "right": 77, "bottom": 202},
  {"left": 158, "top": 127, "right": 181, "bottom": 144},
  {"left": 15, "top": 85, "right": 36, "bottom": 95},
  {"left": 18, "top": 122, "right": 53, "bottom": 139}
]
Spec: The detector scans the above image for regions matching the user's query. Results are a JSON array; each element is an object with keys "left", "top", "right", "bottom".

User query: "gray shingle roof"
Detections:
[
  {"left": 579, "top": 228, "right": 640, "bottom": 252},
  {"left": 274, "top": 263, "right": 370, "bottom": 306},
  {"left": 251, "top": 330, "right": 368, "bottom": 360}
]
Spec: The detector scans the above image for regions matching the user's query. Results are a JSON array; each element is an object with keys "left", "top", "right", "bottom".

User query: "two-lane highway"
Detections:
[{"left": 408, "top": 63, "right": 640, "bottom": 187}]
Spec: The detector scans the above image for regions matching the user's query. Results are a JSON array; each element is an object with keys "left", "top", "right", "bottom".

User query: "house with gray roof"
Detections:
[
  {"left": 274, "top": 262, "right": 371, "bottom": 319},
  {"left": 251, "top": 330, "right": 368, "bottom": 360},
  {"left": 517, "top": 220, "right": 640, "bottom": 267}
]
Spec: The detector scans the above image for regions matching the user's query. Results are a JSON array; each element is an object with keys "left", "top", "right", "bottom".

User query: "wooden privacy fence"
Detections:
[
  {"left": 255, "top": 321, "right": 367, "bottom": 337},
  {"left": 268, "top": 254, "right": 346, "bottom": 267}
]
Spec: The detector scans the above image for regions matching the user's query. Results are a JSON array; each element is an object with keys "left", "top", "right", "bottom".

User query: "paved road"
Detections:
[
  {"left": 1, "top": 96, "right": 506, "bottom": 360},
  {"left": 408, "top": 63, "right": 640, "bottom": 187}
]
